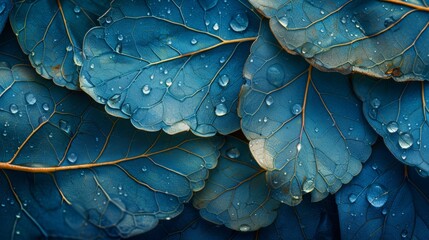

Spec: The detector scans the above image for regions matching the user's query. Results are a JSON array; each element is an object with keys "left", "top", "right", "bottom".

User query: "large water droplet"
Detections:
[
  {"left": 218, "top": 74, "right": 230, "bottom": 87},
  {"left": 265, "top": 95, "right": 274, "bottom": 106},
  {"left": 239, "top": 224, "right": 250, "bottom": 232},
  {"left": 366, "top": 184, "right": 388, "bottom": 208},
  {"left": 9, "top": 104, "right": 18, "bottom": 114},
  {"left": 348, "top": 193, "right": 358, "bottom": 203},
  {"left": 226, "top": 148, "right": 240, "bottom": 159},
  {"left": 302, "top": 179, "right": 315, "bottom": 193},
  {"left": 142, "top": 85, "right": 151, "bottom": 95},
  {"left": 370, "top": 98, "right": 381, "bottom": 109},
  {"left": 279, "top": 16, "right": 289, "bottom": 28},
  {"left": 291, "top": 104, "right": 302, "bottom": 115},
  {"left": 398, "top": 132, "right": 413, "bottom": 149},
  {"left": 229, "top": 13, "right": 248, "bottom": 32},
  {"left": 386, "top": 121, "right": 399, "bottom": 133},
  {"left": 67, "top": 153, "right": 77, "bottom": 163},
  {"left": 215, "top": 103, "right": 227, "bottom": 116},
  {"left": 25, "top": 93, "right": 36, "bottom": 105},
  {"left": 267, "top": 64, "right": 284, "bottom": 87}
]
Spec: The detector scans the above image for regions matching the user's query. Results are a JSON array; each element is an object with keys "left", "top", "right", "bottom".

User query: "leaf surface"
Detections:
[
  {"left": 80, "top": 0, "right": 260, "bottom": 136},
  {"left": 10, "top": 0, "right": 111, "bottom": 89},
  {"left": 239, "top": 20, "right": 376, "bottom": 205},
  {"left": 336, "top": 142, "right": 429, "bottom": 239},
  {"left": 193, "top": 136, "right": 280, "bottom": 232},
  {"left": 0, "top": 65, "right": 223, "bottom": 238},
  {"left": 250, "top": 0, "right": 429, "bottom": 81}
]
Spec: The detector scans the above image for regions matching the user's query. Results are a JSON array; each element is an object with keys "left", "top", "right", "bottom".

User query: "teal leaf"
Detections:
[
  {"left": 193, "top": 136, "right": 281, "bottom": 232},
  {"left": 238, "top": 20, "right": 377, "bottom": 205},
  {"left": 250, "top": 0, "right": 429, "bottom": 81},
  {"left": 10, "top": 0, "right": 111, "bottom": 89},
  {"left": 0, "top": 65, "right": 223, "bottom": 238},
  {"left": 0, "top": 0, "right": 12, "bottom": 35},
  {"left": 353, "top": 75, "right": 429, "bottom": 176},
  {"left": 336, "top": 142, "right": 429, "bottom": 239},
  {"left": 80, "top": 0, "right": 260, "bottom": 137}
]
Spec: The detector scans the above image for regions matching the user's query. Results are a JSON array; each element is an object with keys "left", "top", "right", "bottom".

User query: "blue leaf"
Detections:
[
  {"left": 0, "top": 23, "right": 28, "bottom": 66},
  {"left": 0, "top": 65, "right": 223, "bottom": 238},
  {"left": 239, "top": 20, "right": 377, "bottom": 205},
  {"left": 353, "top": 75, "right": 429, "bottom": 176},
  {"left": 80, "top": 0, "right": 260, "bottom": 137},
  {"left": 10, "top": 0, "right": 111, "bottom": 89},
  {"left": 0, "top": 0, "right": 12, "bottom": 34},
  {"left": 193, "top": 136, "right": 281, "bottom": 232},
  {"left": 249, "top": 0, "right": 429, "bottom": 81},
  {"left": 336, "top": 142, "right": 429, "bottom": 239}
]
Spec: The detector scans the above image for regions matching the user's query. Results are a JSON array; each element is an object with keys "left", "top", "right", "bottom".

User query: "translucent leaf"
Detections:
[
  {"left": 250, "top": 0, "right": 429, "bottom": 81},
  {"left": 353, "top": 75, "right": 429, "bottom": 176},
  {"left": 80, "top": 0, "right": 260, "bottom": 137},
  {"left": 10, "top": 0, "right": 111, "bottom": 89},
  {"left": 0, "top": 65, "right": 223, "bottom": 238},
  {"left": 193, "top": 136, "right": 281, "bottom": 232},
  {"left": 336, "top": 142, "right": 429, "bottom": 239},
  {"left": 238, "top": 20, "right": 377, "bottom": 205}
]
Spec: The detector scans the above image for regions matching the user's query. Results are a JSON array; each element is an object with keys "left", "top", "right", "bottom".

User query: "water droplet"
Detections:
[
  {"left": 296, "top": 143, "right": 302, "bottom": 152},
  {"left": 198, "top": 0, "right": 218, "bottom": 10},
  {"left": 369, "top": 108, "right": 377, "bottom": 119},
  {"left": 239, "top": 224, "right": 250, "bottom": 232},
  {"left": 42, "top": 103, "right": 50, "bottom": 111},
  {"left": 348, "top": 193, "right": 358, "bottom": 203},
  {"left": 9, "top": 104, "right": 18, "bottom": 114},
  {"left": 165, "top": 78, "right": 172, "bottom": 87},
  {"left": 115, "top": 42, "right": 122, "bottom": 53},
  {"left": 73, "top": 5, "right": 81, "bottom": 13},
  {"left": 291, "top": 104, "right": 302, "bottom": 115},
  {"left": 219, "top": 56, "right": 226, "bottom": 64},
  {"left": 370, "top": 98, "right": 381, "bottom": 108},
  {"left": 141, "top": 166, "right": 147, "bottom": 172},
  {"left": 279, "top": 16, "right": 289, "bottom": 28},
  {"left": 226, "top": 148, "right": 240, "bottom": 159},
  {"left": 25, "top": 93, "right": 36, "bottom": 105},
  {"left": 267, "top": 64, "right": 284, "bottom": 87},
  {"left": 386, "top": 121, "right": 399, "bottom": 133},
  {"left": 314, "top": 127, "right": 319, "bottom": 133},
  {"left": 90, "top": 63, "right": 95, "bottom": 69},
  {"left": 382, "top": 208, "right": 387, "bottom": 215},
  {"left": 66, "top": 45, "right": 73, "bottom": 52},
  {"left": 212, "top": 23, "right": 219, "bottom": 31},
  {"left": 371, "top": 163, "right": 378, "bottom": 170},
  {"left": 59, "top": 119, "right": 71, "bottom": 134},
  {"left": 218, "top": 74, "right": 230, "bottom": 87},
  {"left": 67, "top": 152, "right": 77, "bottom": 163},
  {"left": 215, "top": 103, "right": 227, "bottom": 116},
  {"left": 142, "top": 85, "right": 151, "bottom": 95},
  {"left": 398, "top": 132, "right": 413, "bottom": 149},
  {"left": 341, "top": 16, "right": 347, "bottom": 24},
  {"left": 105, "top": 16, "right": 112, "bottom": 24},
  {"left": 117, "top": 34, "right": 124, "bottom": 41},
  {"left": 190, "top": 38, "right": 198, "bottom": 45},
  {"left": 302, "top": 179, "right": 315, "bottom": 193},
  {"left": 401, "top": 229, "right": 408, "bottom": 238},
  {"left": 265, "top": 95, "right": 274, "bottom": 106},
  {"left": 366, "top": 184, "right": 388, "bottom": 208},
  {"left": 229, "top": 13, "right": 248, "bottom": 32}
]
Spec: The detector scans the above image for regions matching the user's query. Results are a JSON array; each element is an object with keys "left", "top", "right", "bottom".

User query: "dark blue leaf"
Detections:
[
  {"left": 353, "top": 75, "right": 429, "bottom": 176},
  {"left": 336, "top": 142, "right": 429, "bottom": 239},
  {"left": 0, "top": 23, "right": 28, "bottom": 66},
  {"left": 0, "top": 65, "right": 223, "bottom": 238},
  {"left": 250, "top": 0, "right": 429, "bottom": 81},
  {"left": 0, "top": 0, "right": 12, "bottom": 34},
  {"left": 239, "top": 20, "right": 377, "bottom": 205},
  {"left": 10, "top": 0, "right": 111, "bottom": 89},
  {"left": 80, "top": 0, "right": 260, "bottom": 137},
  {"left": 193, "top": 136, "right": 281, "bottom": 232}
]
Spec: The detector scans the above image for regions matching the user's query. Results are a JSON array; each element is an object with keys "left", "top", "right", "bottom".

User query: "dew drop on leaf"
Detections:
[
  {"left": 226, "top": 147, "right": 240, "bottom": 159},
  {"left": 239, "top": 224, "right": 250, "bottom": 232},
  {"left": 370, "top": 97, "right": 381, "bottom": 108},
  {"left": 386, "top": 121, "right": 399, "bottom": 133},
  {"left": 302, "top": 179, "right": 315, "bottom": 193},
  {"left": 366, "top": 184, "right": 388, "bottom": 208},
  {"left": 398, "top": 132, "right": 413, "bottom": 149},
  {"left": 67, "top": 153, "right": 77, "bottom": 163},
  {"left": 218, "top": 74, "right": 229, "bottom": 87},
  {"left": 59, "top": 119, "right": 71, "bottom": 134},
  {"left": 266, "top": 64, "right": 284, "bottom": 87},
  {"left": 265, "top": 95, "right": 274, "bottom": 106},
  {"left": 348, "top": 193, "right": 357, "bottom": 203},
  {"left": 142, "top": 85, "right": 151, "bottom": 95},
  {"left": 291, "top": 104, "right": 302, "bottom": 115},
  {"left": 215, "top": 103, "right": 227, "bottom": 116},
  {"left": 25, "top": 93, "right": 36, "bottom": 105},
  {"left": 278, "top": 16, "right": 289, "bottom": 28},
  {"left": 9, "top": 104, "right": 18, "bottom": 114},
  {"left": 229, "top": 13, "right": 248, "bottom": 32}
]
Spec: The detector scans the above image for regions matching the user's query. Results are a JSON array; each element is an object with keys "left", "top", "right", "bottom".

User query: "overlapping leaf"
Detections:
[
  {"left": 0, "top": 65, "right": 223, "bottom": 238},
  {"left": 10, "top": 0, "right": 111, "bottom": 89},
  {"left": 250, "top": 0, "right": 429, "bottom": 81},
  {"left": 353, "top": 75, "right": 429, "bottom": 176},
  {"left": 193, "top": 136, "right": 280, "bottom": 232},
  {"left": 336, "top": 142, "right": 429, "bottom": 239},
  {"left": 80, "top": 0, "right": 260, "bottom": 137},
  {"left": 0, "top": 23, "right": 28, "bottom": 66},
  {"left": 238, "top": 21, "right": 377, "bottom": 205}
]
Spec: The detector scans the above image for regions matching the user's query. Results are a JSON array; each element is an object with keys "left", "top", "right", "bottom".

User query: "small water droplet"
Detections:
[
  {"left": 229, "top": 13, "right": 248, "bottom": 32},
  {"left": 371, "top": 163, "right": 378, "bottom": 170},
  {"left": 291, "top": 104, "right": 302, "bottom": 115},
  {"left": 105, "top": 16, "right": 112, "bottom": 24},
  {"left": 279, "top": 16, "right": 289, "bottom": 28},
  {"left": 218, "top": 74, "right": 230, "bottom": 87},
  {"left": 366, "top": 184, "right": 388, "bottom": 208},
  {"left": 370, "top": 98, "right": 381, "bottom": 109},
  {"left": 141, "top": 166, "right": 147, "bottom": 172},
  {"left": 219, "top": 56, "right": 226, "bottom": 64},
  {"left": 386, "top": 121, "right": 399, "bottom": 133},
  {"left": 66, "top": 45, "right": 73, "bottom": 52},
  {"left": 67, "top": 153, "right": 77, "bottom": 163},
  {"left": 59, "top": 119, "right": 71, "bottom": 134},
  {"left": 296, "top": 143, "right": 302, "bottom": 152},
  {"left": 267, "top": 64, "right": 284, "bottom": 87},
  {"left": 190, "top": 38, "right": 198, "bottom": 45},
  {"left": 265, "top": 95, "right": 274, "bottom": 106},
  {"left": 239, "top": 224, "right": 250, "bottom": 232},
  {"left": 398, "top": 132, "right": 413, "bottom": 149},
  {"left": 165, "top": 78, "right": 172, "bottom": 87},
  {"left": 9, "top": 104, "right": 18, "bottom": 114},
  {"left": 142, "top": 85, "right": 151, "bottom": 95},
  {"left": 401, "top": 229, "right": 408, "bottom": 238},
  {"left": 42, "top": 103, "right": 50, "bottom": 111},
  {"left": 226, "top": 148, "right": 240, "bottom": 159},
  {"left": 90, "top": 63, "right": 95, "bottom": 69},
  {"left": 302, "top": 179, "right": 315, "bottom": 193},
  {"left": 117, "top": 34, "right": 124, "bottom": 41},
  {"left": 25, "top": 93, "right": 37, "bottom": 105},
  {"left": 215, "top": 103, "right": 227, "bottom": 116},
  {"left": 73, "top": 5, "right": 81, "bottom": 13},
  {"left": 212, "top": 23, "right": 219, "bottom": 31},
  {"left": 348, "top": 193, "right": 358, "bottom": 203}
]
